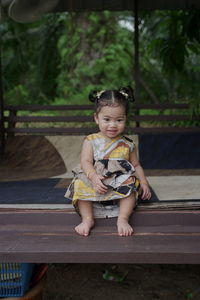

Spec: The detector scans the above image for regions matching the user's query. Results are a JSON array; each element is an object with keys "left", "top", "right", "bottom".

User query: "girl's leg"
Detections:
[
  {"left": 117, "top": 194, "right": 136, "bottom": 236},
  {"left": 75, "top": 200, "right": 94, "bottom": 236}
]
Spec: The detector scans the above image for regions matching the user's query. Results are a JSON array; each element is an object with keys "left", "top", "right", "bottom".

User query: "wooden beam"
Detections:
[
  {"left": 3, "top": 103, "right": 189, "bottom": 111},
  {"left": 5, "top": 126, "right": 200, "bottom": 135},
  {"left": 133, "top": 0, "right": 140, "bottom": 101},
  {"left": 133, "top": 0, "right": 140, "bottom": 128},
  {"left": 4, "top": 114, "right": 199, "bottom": 123},
  {"left": 0, "top": 43, "right": 5, "bottom": 160},
  {"left": 53, "top": 0, "right": 200, "bottom": 12},
  {"left": 4, "top": 104, "right": 94, "bottom": 111},
  {"left": 0, "top": 209, "right": 200, "bottom": 264}
]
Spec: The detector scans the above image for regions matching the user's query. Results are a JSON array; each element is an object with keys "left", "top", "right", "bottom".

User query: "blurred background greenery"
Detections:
[{"left": 1, "top": 10, "right": 200, "bottom": 113}]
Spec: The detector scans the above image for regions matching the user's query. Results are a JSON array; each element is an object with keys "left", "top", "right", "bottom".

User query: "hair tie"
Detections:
[
  {"left": 88, "top": 90, "right": 106, "bottom": 102},
  {"left": 96, "top": 90, "right": 105, "bottom": 99},
  {"left": 119, "top": 90, "right": 129, "bottom": 99},
  {"left": 118, "top": 86, "right": 135, "bottom": 102}
]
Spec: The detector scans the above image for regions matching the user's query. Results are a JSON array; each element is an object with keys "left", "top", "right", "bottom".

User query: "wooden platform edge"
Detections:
[{"left": 0, "top": 209, "right": 200, "bottom": 264}]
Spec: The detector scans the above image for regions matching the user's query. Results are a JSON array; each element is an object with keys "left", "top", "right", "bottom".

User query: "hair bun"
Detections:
[
  {"left": 118, "top": 86, "right": 135, "bottom": 102},
  {"left": 88, "top": 90, "right": 98, "bottom": 103}
]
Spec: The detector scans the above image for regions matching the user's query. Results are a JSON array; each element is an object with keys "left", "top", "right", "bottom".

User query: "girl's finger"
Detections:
[
  {"left": 95, "top": 184, "right": 107, "bottom": 194},
  {"left": 145, "top": 192, "right": 151, "bottom": 200},
  {"left": 97, "top": 188, "right": 107, "bottom": 194},
  {"left": 142, "top": 190, "right": 149, "bottom": 200},
  {"left": 99, "top": 182, "right": 108, "bottom": 190},
  {"left": 99, "top": 187, "right": 108, "bottom": 193}
]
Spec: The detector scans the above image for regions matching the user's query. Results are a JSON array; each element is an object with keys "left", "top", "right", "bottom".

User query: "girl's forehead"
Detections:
[{"left": 99, "top": 105, "right": 126, "bottom": 115}]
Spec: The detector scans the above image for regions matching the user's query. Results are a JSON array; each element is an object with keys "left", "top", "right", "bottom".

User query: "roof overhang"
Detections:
[
  {"left": 1, "top": 0, "right": 200, "bottom": 24},
  {"left": 53, "top": 0, "right": 200, "bottom": 12}
]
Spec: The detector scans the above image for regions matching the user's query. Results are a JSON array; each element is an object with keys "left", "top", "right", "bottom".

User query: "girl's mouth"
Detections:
[{"left": 107, "top": 130, "right": 118, "bottom": 134}]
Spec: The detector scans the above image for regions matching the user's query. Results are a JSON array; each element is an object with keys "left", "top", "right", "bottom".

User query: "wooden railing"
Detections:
[{"left": 3, "top": 103, "right": 200, "bottom": 135}]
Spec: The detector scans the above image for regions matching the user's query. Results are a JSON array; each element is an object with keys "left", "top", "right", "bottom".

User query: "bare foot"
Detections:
[
  {"left": 75, "top": 219, "right": 94, "bottom": 236},
  {"left": 117, "top": 217, "right": 134, "bottom": 236}
]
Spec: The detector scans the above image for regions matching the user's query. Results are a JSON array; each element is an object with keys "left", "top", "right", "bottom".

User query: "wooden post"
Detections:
[
  {"left": 133, "top": 0, "right": 140, "bottom": 127},
  {"left": 7, "top": 109, "right": 17, "bottom": 137},
  {"left": 0, "top": 42, "right": 5, "bottom": 160}
]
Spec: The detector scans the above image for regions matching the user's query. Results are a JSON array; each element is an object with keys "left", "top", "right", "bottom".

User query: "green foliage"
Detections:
[
  {"left": 1, "top": 9, "right": 200, "bottom": 118},
  {"left": 2, "top": 14, "right": 64, "bottom": 104},
  {"left": 5, "top": 84, "right": 31, "bottom": 105},
  {"left": 56, "top": 12, "right": 134, "bottom": 104},
  {"left": 146, "top": 10, "right": 200, "bottom": 73},
  {"left": 139, "top": 10, "right": 200, "bottom": 104}
]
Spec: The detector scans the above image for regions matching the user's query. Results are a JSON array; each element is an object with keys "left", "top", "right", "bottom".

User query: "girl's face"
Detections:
[{"left": 94, "top": 105, "right": 127, "bottom": 138}]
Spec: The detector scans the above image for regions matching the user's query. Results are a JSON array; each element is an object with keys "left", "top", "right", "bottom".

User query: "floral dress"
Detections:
[{"left": 65, "top": 132, "right": 140, "bottom": 218}]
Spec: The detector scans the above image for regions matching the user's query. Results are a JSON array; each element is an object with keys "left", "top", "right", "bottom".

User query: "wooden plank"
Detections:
[
  {"left": 4, "top": 116, "right": 94, "bottom": 122},
  {"left": 4, "top": 127, "right": 98, "bottom": 134},
  {"left": 4, "top": 103, "right": 189, "bottom": 112},
  {"left": 132, "top": 115, "right": 199, "bottom": 121},
  {"left": 138, "top": 200, "right": 200, "bottom": 210},
  {"left": 130, "top": 127, "right": 200, "bottom": 134},
  {"left": 4, "top": 114, "right": 199, "bottom": 123},
  {"left": 0, "top": 209, "right": 200, "bottom": 264},
  {"left": 5, "top": 127, "right": 200, "bottom": 134},
  {"left": 134, "top": 103, "right": 189, "bottom": 109},
  {"left": 4, "top": 105, "right": 94, "bottom": 111}
]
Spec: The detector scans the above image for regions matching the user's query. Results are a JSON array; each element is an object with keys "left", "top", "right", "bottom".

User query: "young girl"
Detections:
[{"left": 65, "top": 87, "right": 151, "bottom": 237}]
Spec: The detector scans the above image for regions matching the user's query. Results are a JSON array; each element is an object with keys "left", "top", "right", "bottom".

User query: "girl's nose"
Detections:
[{"left": 110, "top": 121, "right": 117, "bottom": 127}]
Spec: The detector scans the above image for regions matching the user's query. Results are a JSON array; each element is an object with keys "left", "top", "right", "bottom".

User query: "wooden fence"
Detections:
[{"left": 3, "top": 103, "right": 200, "bottom": 136}]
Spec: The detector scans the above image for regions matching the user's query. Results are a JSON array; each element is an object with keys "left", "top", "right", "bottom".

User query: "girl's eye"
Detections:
[
  {"left": 104, "top": 118, "right": 110, "bottom": 121},
  {"left": 117, "top": 119, "right": 123, "bottom": 122}
]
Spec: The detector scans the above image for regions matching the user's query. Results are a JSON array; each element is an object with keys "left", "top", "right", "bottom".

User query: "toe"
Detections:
[
  {"left": 83, "top": 229, "right": 89, "bottom": 236},
  {"left": 118, "top": 228, "right": 125, "bottom": 236},
  {"left": 75, "top": 226, "right": 80, "bottom": 235}
]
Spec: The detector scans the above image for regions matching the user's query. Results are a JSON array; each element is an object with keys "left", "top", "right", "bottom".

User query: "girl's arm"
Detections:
[
  {"left": 80, "top": 138, "right": 108, "bottom": 194},
  {"left": 80, "top": 138, "right": 95, "bottom": 175},
  {"left": 129, "top": 147, "right": 151, "bottom": 200}
]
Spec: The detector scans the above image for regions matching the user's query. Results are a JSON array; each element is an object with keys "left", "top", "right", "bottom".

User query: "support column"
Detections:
[
  {"left": 0, "top": 42, "right": 5, "bottom": 160},
  {"left": 134, "top": 0, "right": 140, "bottom": 101},
  {"left": 133, "top": 0, "right": 140, "bottom": 127}
]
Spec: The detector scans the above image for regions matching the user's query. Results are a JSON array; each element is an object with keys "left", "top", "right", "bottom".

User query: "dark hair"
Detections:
[{"left": 88, "top": 86, "right": 135, "bottom": 115}]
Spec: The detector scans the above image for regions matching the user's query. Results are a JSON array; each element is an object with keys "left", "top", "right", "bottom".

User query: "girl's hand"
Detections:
[
  {"left": 140, "top": 182, "right": 151, "bottom": 200},
  {"left": 90, "top": 174, "right": 108, "bottom": 194}
]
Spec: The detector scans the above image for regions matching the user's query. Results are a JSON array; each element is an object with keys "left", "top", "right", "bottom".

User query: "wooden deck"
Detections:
[{"left": 0, "top": 208, "right": 200, "bottom": 264}]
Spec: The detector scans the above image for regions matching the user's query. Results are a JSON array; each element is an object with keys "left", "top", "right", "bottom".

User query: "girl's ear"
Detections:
[{"left": 94, "top": 113, "right": 99, "bottom": 124}]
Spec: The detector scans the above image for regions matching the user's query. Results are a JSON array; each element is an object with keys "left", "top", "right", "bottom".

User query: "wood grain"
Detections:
[{"left": 0, "top": 209, "right": 200, "bottom": 264}]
